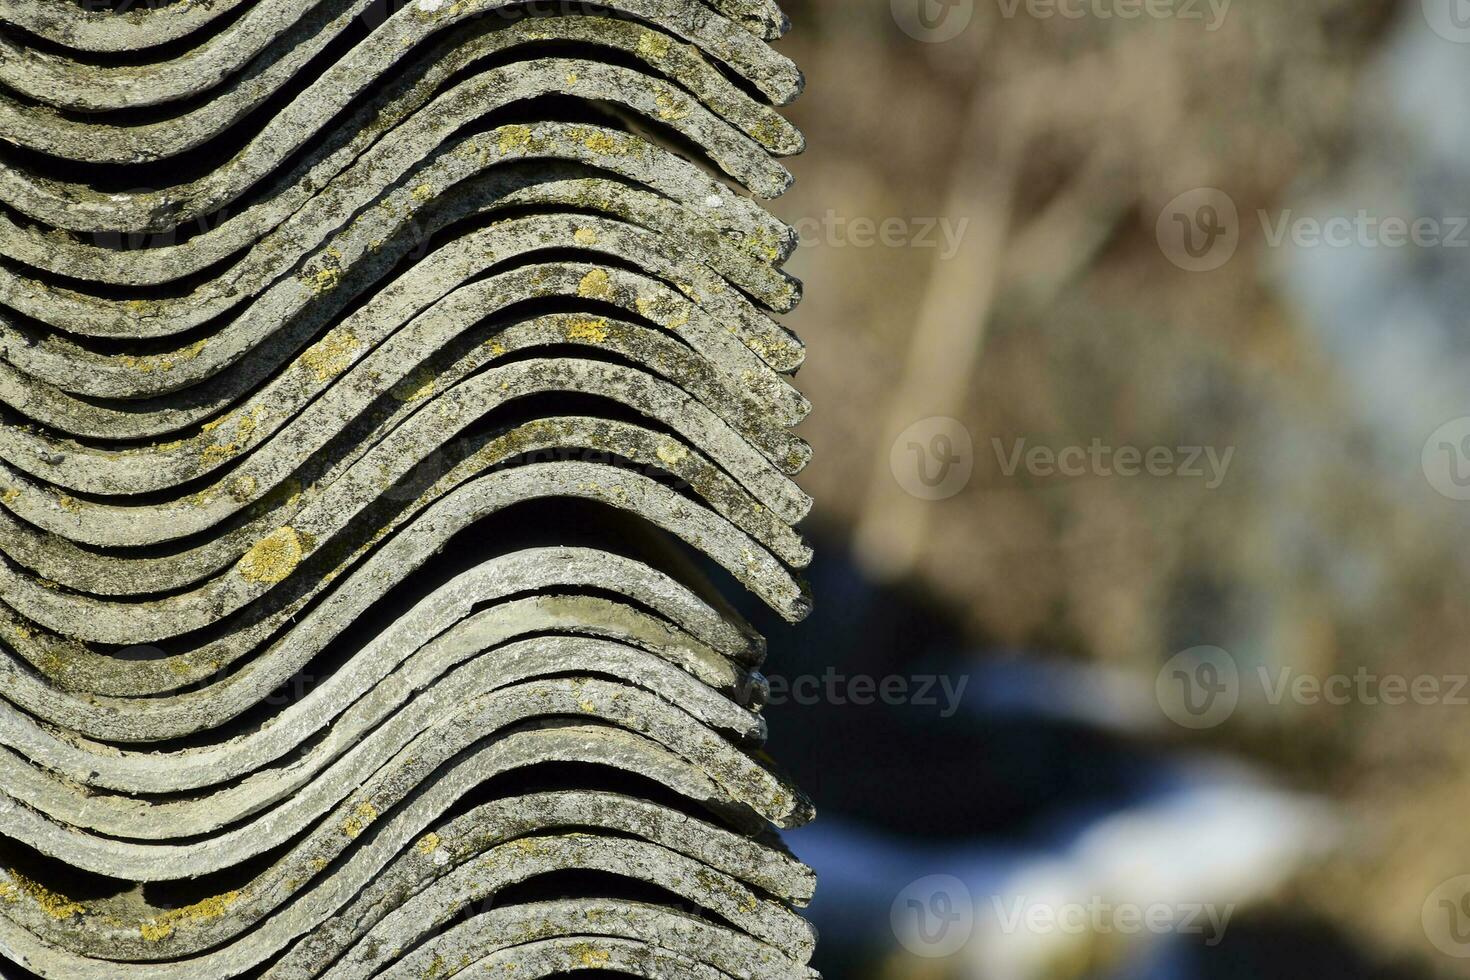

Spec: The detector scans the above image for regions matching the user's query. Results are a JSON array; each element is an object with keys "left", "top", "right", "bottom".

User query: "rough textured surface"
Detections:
[{"left": 0, "top": 2, "right": 813, "bottom": 977}]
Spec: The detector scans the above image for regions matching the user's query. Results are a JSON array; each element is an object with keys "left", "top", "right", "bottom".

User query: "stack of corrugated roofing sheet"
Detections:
[{"left": 0, "top": 2, "right": 816, "bottom": 976}]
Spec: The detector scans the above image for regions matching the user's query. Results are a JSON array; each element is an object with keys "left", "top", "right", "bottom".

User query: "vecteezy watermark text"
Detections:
[
  {"left": 995, "top": 0, "right": 1231, "bottom": 30},
  {"left": 792, "top": 211, "right": 970, "bottom": 261},
  {"left": 1158, "top": 188, "right": 1470, "bottom": 272},
  {"left": 760, "top": 670, "right": 970, "bottom": 718},
  {"left": 890, "top": 875, "right": 1235, "bottom": 960},
  {"left": 893, "top": 0, "right": 1230, "bottom": 44},
  {"left": 1157, "top": 646, "right": 1470, "bottom": 729},
  {"left": 990, "top": 895, "right": 1235, "bottom": 946},
  {"left": 993, "top": 438, "right": 1235, "bottom": 489}
]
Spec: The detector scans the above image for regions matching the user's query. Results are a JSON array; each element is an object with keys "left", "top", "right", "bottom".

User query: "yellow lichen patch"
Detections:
[
  {"left": 200, "top": 444, "right": 235, "bottom": 467},
  {"left": 391, "top": 365, "right": 438, "bottom": 403},
  {"left": 416, "top": 832, "right": 442, "bottom": 855},
  {"left": 655, "top": 440, "right": 688, "bottom": 468},
  {"left": 577, "top": 269, "right": 614, "bottom": 301},
  {"left": 117, "top": 337, "right": 208, "bottom": 375},
  {"left": 748, "top": 225, "right": 786, "bottom": 262},
  {"left": 571, "top": 944, "right": 611, "bottom": 969},
  {"left": 341, "top": 801, "right": 379, "bottom": 839},
  {"left": 299, "top": 260, "right": 342, "bottom": 295},
  {"left": 1, "top": 487, "right": 20, "bottom": 506},
  {"left": 742, "top": 334, "right": 790, "bottom": 366},
  {"left": 580, "top": 129, "right": 621, "bottom": 155},
  {"left": 751, "top": 117, "right": 786, "bottom": 147},
  {"left": 56, "top": 494, "right": 81, "bottom": 513},
  {"left": 200, "top": 404, "right": 266, "bottom": 466},
  {"left": 497, "top": 124, "right": 534, "bottom": 155},
  {"left": 509, "top": 837, "right": 548, "bottom": 856},
  {"left": 300, "top": 328, "right": 361, "bottom": 382},
  {"left": 229, "top": 475, "right": 258, "bottom": 502},
  {"left": 412, "top": 183, "right": 435, "bottom": 202},
  {"left": 565, "top": 318, "right": 610, "bottom": 344},
  {"left": 6, "top": 871, "right": 85, "bottom": 921},
  {"left": 178, "top": 337, "right": 209, "bottom": 364},
  {"left": 138, "top": 890, "right": 241, "bottom": 942},
  {"left": 636, "top": 31, "right": 671, "bottom": 60},
  {"left": 166, "top": 656, "right": 198, "bottom": 677},
  {"left": 238, "top": 527, "right": 314, "bottom": 584},
  {"left": 632, "top": 291, "right": 690, "bottom": 331},
  {"left": 572, "top": 226, "right": 599, "bottom": 246},
  {"left": 565, "top": 70, "right": 579, "bottom": 85},
  {"left": 655, "top": 92, "right": 689, "bottom": 122},
  {"left": 154, "top": 436, "right": 189, "bottom": 453}
]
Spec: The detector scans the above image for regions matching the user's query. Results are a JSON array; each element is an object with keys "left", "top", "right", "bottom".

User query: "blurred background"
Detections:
[{"left": 737, "top": 0, "right": 1470, "bottom": 975}]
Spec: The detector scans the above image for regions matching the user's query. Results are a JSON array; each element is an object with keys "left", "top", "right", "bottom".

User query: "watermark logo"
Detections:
[
  {"left": 1157, "top": 188, "right": 1240, "bottom": 272},
  {"left": 892, "top": 875, "right": 975, "bottom": 958},
  {"left": 1425, "top": 876, "right": 1470, "bottom": 957},
  {"left": 1424, "top": 418, "right": 1470, "bottom": 501},
  {"left": 1157, "top": 646, "right": 1240, "bottom": 729},
  {"left": 1423, "top": 0, "right": 1470, "bottom": 44},
  {"left": 892, "top": 0, "right": 977, "bottom": 42},
  {"left": 892, "top": 418, "right": 975, "bottom": 501}
]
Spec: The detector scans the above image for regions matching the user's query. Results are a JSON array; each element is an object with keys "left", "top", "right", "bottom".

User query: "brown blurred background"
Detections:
[{"left": 752, "top": 0, "right": 1470, "bottom": 976}]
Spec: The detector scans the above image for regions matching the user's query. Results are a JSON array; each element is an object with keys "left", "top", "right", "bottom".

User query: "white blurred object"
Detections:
[
  {"left": 1277, "top": 6, "right": 1470, "bottom": 467},
  {"left": 794, "top": 748, "right": 1334, "bottom": 979},
  {"left": 970, "top": 774, "right": 1335, "bottom": 980}
]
